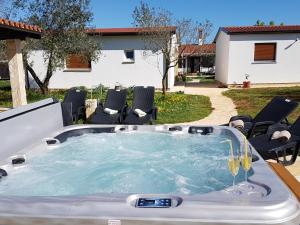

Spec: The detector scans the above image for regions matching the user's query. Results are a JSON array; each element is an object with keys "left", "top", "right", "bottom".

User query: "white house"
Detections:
[
  {"left": 29, "top": 27, "right": 177, "bottom": 89},
  {"left": 214, "top": 25, "right": 300, "bottom": 85}
]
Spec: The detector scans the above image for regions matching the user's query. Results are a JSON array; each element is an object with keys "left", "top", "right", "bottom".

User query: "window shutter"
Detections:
[
  {"left": 254, "top": 43, "right": 276, "bottom": 61},
  {"left": 66, "top": 54, "right": 91, "bottom": 69}
]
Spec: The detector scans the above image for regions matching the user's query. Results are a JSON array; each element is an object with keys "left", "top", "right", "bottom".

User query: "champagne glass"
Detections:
[
  {"left": 240, "top": 137, "right": 254, "bottom": 190},
  {"left": 222, "top": 139, "right": 241, "bottom": 195}
]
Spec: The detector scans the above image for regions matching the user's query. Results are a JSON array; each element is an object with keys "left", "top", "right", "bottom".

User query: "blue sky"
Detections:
[{"left": 90, "top": 0, "right": 300, "bottom": 41}]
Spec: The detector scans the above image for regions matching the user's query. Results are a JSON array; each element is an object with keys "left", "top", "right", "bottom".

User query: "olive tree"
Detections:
[
  {"left": 0, "top": 0, "right": 21, "bottom": 19},
  {"left": 132, "top": 1, "right": 212, "bottom": 94},
  {"left": 6, "top": 0, "right": 100, "bottom": 94}
]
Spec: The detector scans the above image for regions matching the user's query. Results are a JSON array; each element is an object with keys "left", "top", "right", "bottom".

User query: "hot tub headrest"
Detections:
[
  {"left": 0, "top": 98, "right": 58, "bottom": 122},
  {"left": 0, "top": 98, "right": 64, "bottom": 160}
]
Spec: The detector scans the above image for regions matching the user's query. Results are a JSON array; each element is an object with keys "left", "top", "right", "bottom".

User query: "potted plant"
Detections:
[{"left": 243, "top": 74, "right": 251, "bottom": 88}]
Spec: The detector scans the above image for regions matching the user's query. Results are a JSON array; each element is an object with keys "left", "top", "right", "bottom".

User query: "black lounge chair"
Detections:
[
  {"left": 249, "top": 116, "right": 300, "bottom": 166},
  {"left": 123, "top": 86, "right": 157, "bottom": 125},
  {"left": 61, "top": 88, "right": 87, "bottom": 124},
  {"left": 229, "top": 96, "right": 298, "bottom": 138},
  {"left": 61, "top": 101, "right": 74, "bottom": 126},
  {"left": 90, "top": 89, "right": 127, "bottom": 124}
]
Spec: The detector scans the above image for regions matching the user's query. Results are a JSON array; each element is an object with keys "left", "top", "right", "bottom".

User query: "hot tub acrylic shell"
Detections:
[{"left": 0, "top": 124, "right": 299, "bottom": 225}]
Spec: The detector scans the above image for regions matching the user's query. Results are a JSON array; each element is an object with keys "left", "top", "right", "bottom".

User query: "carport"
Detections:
[{"left": 0, "top": 18, "right": 42, "bottom": 107}]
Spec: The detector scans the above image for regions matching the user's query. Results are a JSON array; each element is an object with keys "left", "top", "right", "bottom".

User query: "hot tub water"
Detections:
[{"left": 0, "top": 132, "right": 246, "bottom": 196}]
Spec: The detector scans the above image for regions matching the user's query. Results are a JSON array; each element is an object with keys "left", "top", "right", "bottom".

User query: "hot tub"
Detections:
[{"left": 0, "top": 99, "right": 299, "bottom": 225}]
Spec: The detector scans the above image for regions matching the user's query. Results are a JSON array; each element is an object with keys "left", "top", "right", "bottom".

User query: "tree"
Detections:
[
  {"left": 132, "top": 1, "right": 212, "bottom": 94},
  {"left": 255, "top": 19, "right": 265, "bottom": 26},
  {"left": 5, "top": 0, "right": 100, "bottom": 94},
  {"left": 255, "top": 20, "right": 283, "bottom": 26},
  {"left": 0, "top": 0, "right": 21, "bottom": 19}
]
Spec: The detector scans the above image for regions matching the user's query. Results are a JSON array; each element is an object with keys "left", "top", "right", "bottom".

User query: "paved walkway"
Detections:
[
  {"left": 0, "top": 107, "right": 9, "bottom": 112},
  {"left": 170, "top": 86, "right": 237, "bottom": 125},
  {"left": 287, "top": 157, "right": 300, "bottom": 182}
]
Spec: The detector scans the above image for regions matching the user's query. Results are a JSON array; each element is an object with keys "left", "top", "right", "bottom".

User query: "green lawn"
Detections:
[
  {"left": 0, "top": 80, "right": 212, "bottom": 124},
  {"left": 154, "top": 93, "right": 211, "bottom": 124},
  {"left": 224, "top": 86, "right": 300, "bottom": 123},
  {"left": 0, "top": 80, "right": 66, "bottom": 107},
  {"left": 198, "top": 77, "right": 216, "bottom": 84}
]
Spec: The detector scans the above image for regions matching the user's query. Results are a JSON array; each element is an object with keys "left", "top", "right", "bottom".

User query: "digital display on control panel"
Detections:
[{"left": 136, "top": 198, "right": 172, "bottom": 208}]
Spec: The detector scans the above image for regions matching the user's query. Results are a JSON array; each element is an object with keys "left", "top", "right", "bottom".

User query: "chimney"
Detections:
[{"left": 198, "top": 29, "right": 203, "bottom": 45}]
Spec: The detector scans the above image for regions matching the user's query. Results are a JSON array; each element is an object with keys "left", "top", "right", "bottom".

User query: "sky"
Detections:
[{"left": 90, "top": 0, "right": 300, "bottom": 42}]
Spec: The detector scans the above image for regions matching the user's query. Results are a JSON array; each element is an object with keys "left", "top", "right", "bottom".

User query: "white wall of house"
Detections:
[
  {"left": 215, "top": 31, "right": 230, "bottom": 84},
  {"left": 29, "top": 34, "right": 176, "bottom": 89},
  {"left": 215, "top": 31, "right": 300, "bottom": 84}
]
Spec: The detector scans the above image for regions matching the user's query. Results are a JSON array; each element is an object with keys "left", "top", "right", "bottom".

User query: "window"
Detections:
[
  {"left": 65, "top": 54, "right": 91, "bottom": 71},
  {"left": 254, "top": 43, "right": 276, "bottom": 61},
  {"left": 123, "top": 50, "right": 135, "bottom": 63}
]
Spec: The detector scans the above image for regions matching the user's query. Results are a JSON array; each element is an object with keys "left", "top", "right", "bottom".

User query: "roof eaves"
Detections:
[
  {"left": 226, "top": 30, "right": 300, "bottom": 35},
  {"left": 0, "top": 18, "right": 42, "bottom": 40},
  {"left": 213, "top": 27, "right": 228, "bottom": 43},
  {"left": 87, "top": 27, "right": 176, "bottom": 36},
  {"left": 0, "top": 18, "right": 42, "bottom": 33}
]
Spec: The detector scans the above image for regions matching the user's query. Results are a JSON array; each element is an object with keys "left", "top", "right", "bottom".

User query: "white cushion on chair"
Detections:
[
  {"left": 104, "top": 108, "right": 118, "bottom": 115},
  {"left": 134, "top": 109, "right": 147, "bottom": 117},
  {"left": 271, "top": 130, "right": 291, "bottom": 142},
  {"left": 229, "top": 119, "right": 244, "bottom": 129}
]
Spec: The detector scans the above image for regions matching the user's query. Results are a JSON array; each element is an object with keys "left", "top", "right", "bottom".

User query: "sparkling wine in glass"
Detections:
[
  {"left": 241, "top": 137, "right": 254, "bottom": 190},
  {"left": 222, "top": 139, "right": 241, "bottom": 195}
]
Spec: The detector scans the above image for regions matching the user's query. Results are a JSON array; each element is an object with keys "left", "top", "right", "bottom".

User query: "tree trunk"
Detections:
[
  {"left": 40, "top": 85, "right": 49, "bottom": 95},
  {"left": 41, "top": 52, "right": 54, "bottom": 95},
  {"left": 26, "top": 63, "right": 44, "bottom": 89},
  {"left": 162, "top": 58, "right": 170, "bottom": 95},
  {"left": 25, "top": 66, "right": 30, "bottom": 90},
  {"left": 26, "top": 62, "right": 51, "bottom": 95},
  {"left": 162, "top": 68, "right": 169, "bottom": 95},
  {"left": 25, "top": 52, "right": 53, "bottom": 95}
]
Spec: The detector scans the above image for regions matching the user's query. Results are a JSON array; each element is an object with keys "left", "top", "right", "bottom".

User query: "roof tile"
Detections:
[
  {"left": 179, "top": 44, "right": 215, "bottom": 55},
  {"left": 0, "top": 18, "right": 42, "bottom": 33},
  {"left": 222, "top": 25, "right": 300, "bottom": 34},
  {"left": 87, "top": 27, "right": 176, "bottom": 35}
]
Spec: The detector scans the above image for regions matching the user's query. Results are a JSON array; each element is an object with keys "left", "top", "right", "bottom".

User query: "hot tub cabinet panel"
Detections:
[{"left": 0, "top": 100, "right": 299, "bottom": 225}]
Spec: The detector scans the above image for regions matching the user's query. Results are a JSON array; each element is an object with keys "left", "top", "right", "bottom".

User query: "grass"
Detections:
[
  {"left": 224, "top": 86, "right": 300, "bottom": 123},
  {"left": 0, "top": 80, "right": 212, "bottom": 124},
  {"left": 184, "top": 75, "right": 215, "bottom": 84},
  {"left": 0, "top": 80, "right": 66, "bottom": 107},
  {"left": 198, "top": 77, "right": 216, "bottom": 83},
  {"left": 154, "top": 92, "right": 211, "bottom": 124}
]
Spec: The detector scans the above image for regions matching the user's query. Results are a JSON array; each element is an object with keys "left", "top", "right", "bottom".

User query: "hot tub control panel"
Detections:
[{"left": 136, "top": 198, "right": 172, "bottom": 208}]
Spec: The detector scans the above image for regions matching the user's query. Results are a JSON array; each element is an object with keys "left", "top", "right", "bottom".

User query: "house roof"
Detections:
[
  {"left": 0, "top": 19, "right": 175, "bottom": 39},
  {"left": 214, "top": 25, "right": 300, "bottom": 42},
  {"left": 179, "top": 44, "right": 215, "bottom": 56},
  {"left": 86, "top": 27, "right": 176, "bottom": 36},
  {"left": 0, "top": 18, "right": 42, "bottom": 40},
  {"left": 222, "top": 25, "right": 300, "bottom": 34}
]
